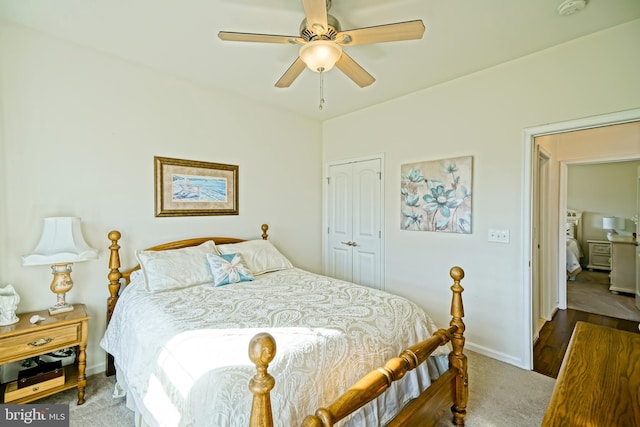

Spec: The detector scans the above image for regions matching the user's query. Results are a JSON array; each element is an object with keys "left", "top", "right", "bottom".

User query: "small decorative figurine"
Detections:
[{"left": 0, "top": 284, "right": 20, "bottom": 326}]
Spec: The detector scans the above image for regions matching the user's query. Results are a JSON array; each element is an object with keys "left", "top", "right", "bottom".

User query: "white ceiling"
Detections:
[{"left": 1, "top": 0, "right": 639, "bottom": 120}]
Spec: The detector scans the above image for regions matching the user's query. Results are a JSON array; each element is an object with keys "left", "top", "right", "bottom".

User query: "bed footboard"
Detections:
[{"left": 248, "top": 266, "right": 468, "bottom": 427}]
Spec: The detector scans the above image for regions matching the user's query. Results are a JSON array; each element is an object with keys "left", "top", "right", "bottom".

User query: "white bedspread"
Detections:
[
  {"left": 566, "top": 237, "right": 582, "bottom": 276},
  {"left": 100, "top": 268, "right": 449, "bottom": 427}
]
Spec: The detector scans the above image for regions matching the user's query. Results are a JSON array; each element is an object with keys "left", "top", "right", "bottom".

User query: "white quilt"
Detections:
[
  {"left": 100, "top": 268, "right": 449, "bottom": 427},
  {"left": 566, "top": 237, "right": 582, "bottom": 276}
]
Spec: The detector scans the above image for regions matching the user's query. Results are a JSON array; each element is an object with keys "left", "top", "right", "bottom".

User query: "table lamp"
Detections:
[
  {"left": 603, "top": 216, "right": 624, "bottom": 239},
  {"left": 23, "top": 217, "right": 98, "bottom": 315}
]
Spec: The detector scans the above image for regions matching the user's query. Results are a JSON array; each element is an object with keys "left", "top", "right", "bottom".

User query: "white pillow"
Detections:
[
  {"left": 216, "top": 240, "right": 293, "bottom": 275},
  {"left": 136, "top": 240, "right": 217, "bottom": 293},
  {"left": 129, "top": 269, "right": 144, "bottom": 284}
]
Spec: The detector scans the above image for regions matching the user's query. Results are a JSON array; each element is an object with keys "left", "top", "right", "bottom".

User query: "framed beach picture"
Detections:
[
  {"left": 400, "top": 156, "right": 472, "bottom": 233},
  {"left": 154, "top": 156, "right": 238, "bottom": 217}
]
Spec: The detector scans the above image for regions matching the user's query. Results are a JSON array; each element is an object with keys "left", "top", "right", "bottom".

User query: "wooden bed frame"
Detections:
[{"left": 105, "top": 224, "right": 468, "bottom": 426}]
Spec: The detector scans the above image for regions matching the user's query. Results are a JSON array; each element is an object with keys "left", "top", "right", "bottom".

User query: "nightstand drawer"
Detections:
[
  {"left": 591, "top": 254, "right": 611, "bottom": 266},
  {"left": 591, "top": 244, "right": 611, "bottom": 255},
  {"left": 0, "top": 324, "right": 79, "bottom": 362}
]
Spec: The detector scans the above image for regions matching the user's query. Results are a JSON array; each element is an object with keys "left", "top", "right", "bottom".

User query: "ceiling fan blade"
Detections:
[
  {"left": 302, "top": 0, "right": 328, "bottom": 34},
  {"left": 336, "top": 20, "right": 425, "bottom": 46},
  {"left": 335, "top": 52, "right": 375, "bottom": 88},
  {"left": 218, "top": 31, "right": 304, "bottom": 45},
  {"left": 275, "top": 57, "right": 307, "bottom": 88}
]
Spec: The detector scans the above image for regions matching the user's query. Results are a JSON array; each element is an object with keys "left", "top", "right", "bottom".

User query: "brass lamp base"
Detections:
[
  {"left": 49, "top": 303, "right": 74, "bottom": 315},
  {"left": 49, "top": 263, "right": 75, "bottom": 315}
]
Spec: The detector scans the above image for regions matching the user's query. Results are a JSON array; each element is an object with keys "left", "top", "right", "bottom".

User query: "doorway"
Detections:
[
  {"left": 522, "top": 108, "right": 640, "bottom": 370},
  {"left": 562, "top": 159, "right": 640, "bottom": 320}
]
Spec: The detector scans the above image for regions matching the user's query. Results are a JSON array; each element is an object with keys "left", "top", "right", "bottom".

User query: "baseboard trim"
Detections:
[
  {"left": 86, "top": 362, "right": 106, "bottom": 377},
  {"left": 464, "top": 342, "right": 526, "bottom": 369}
]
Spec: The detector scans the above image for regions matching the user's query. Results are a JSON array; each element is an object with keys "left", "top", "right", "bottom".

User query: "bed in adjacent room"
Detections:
[
  {"left": 100, "top": 225, "right": 467, "bottom": 426},
  {"left": 566, "top": 209, "right": 584, "bottom": 280}
]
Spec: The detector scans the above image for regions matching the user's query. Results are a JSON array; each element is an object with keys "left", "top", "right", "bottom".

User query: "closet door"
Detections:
[{"left": 326, "top": 158, "right": 383, "bottom": 289}]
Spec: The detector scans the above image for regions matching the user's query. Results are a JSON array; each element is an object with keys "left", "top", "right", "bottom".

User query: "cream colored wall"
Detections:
[
  {"left": 0, "top": 21, "right": 323, "bottom": 375},
  {"left": 322, "top": 20, "right": 640, "bottom": 366},
  {"left": 568, "top": 160, "right": 640, "bottom": 262}
]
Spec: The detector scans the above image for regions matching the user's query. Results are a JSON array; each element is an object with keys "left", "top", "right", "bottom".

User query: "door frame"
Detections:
[
  {"left": 532, "top": 145, "right": 552, "bottom": 343},
  {"left": 322, "top": 153, "right": 385, "bottom": 286},
  {"left": 522, "top": 108, "right": 640, "bottom": 369}
]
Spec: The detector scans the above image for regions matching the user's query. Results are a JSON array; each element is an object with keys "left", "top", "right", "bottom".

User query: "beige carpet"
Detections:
[
  {"left": 567, "top": 270, "right": 640, "bottom": 322},
  {"left": 36, "top": 350, "right": 555, "bottom": 427}
]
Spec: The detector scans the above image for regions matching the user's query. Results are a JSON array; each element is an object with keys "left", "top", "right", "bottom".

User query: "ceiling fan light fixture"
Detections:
[{"left": 299, "top": 40, "right": 342, "bottom": 72}]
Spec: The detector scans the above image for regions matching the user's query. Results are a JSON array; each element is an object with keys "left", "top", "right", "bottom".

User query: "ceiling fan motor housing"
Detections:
[
  {"left": 218, "top": 0, "right": 423, "bottom": 89},
  {"left": 300, "top": 14, "right": 341, "bottom": 41}
]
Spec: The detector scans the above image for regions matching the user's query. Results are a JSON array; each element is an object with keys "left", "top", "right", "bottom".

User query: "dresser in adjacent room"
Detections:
[{"left": 609, "top": 240, "right": 637, "bottom": 294}]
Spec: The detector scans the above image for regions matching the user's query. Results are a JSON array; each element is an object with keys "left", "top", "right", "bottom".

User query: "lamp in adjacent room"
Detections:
[
  {"left": 602, "top": 216, "right": 624, "bottom": 239},
  {"left": 23, "top": 217, "right": 98, "bottom": 315}
]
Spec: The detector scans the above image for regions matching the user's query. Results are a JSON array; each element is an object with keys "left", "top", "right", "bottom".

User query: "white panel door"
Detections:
[
  {"left": 326, "top": 158, "right": 383, "bottom": 289},
  {"left": 327, "top": 163, "right": 353, "bottom": 282}
]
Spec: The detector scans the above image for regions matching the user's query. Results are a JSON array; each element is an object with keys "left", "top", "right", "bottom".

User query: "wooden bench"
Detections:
[{"left": 541, "top": 321, "right": 640, "bottom": 426}]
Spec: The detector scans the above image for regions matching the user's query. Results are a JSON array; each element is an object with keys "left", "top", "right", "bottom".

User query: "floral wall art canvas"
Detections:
[{"left": 401, "top": 156, "right": 472, "bottom": 233}]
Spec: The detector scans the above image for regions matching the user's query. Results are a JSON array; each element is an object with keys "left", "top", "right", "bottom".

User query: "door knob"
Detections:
[{"left": 340, "top": 241, "right": 358, "bottom": 247}]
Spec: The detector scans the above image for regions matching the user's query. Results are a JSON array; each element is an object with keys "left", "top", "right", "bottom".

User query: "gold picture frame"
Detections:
[{"left": 154, "top": 156, "right": 238, "bottom": 217}]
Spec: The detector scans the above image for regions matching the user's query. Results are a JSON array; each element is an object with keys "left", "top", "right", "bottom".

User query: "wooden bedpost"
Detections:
[
  {"left": 248, "top": 332, "right": 277, "bottom": 427},
  {"left": 106, "top": 230, "right": 123, "bottom": 376},
  {"left": 261, "top": 224, "right": 269, "bottom": 240},
  {"left": 448, "top": 266, "right": 468, "bottom": 426}
]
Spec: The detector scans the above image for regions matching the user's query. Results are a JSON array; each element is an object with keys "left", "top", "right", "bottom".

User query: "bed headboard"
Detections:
[
  {"left": 566, "top": 209, "right": 583, "bottom": 241},
  {"left": 105, "top": 223, "right": 270, "bottom": 376}
]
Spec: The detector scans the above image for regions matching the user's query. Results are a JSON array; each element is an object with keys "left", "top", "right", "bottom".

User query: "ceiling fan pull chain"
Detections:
[{"left": 319, "top": 67, "right": 325, "bottom": 110}]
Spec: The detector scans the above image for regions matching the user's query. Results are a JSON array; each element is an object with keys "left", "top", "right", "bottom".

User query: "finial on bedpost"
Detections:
[
  {"left": 248, "top": 332, "right": 276, "bottom": 427},
  {"left": 261, "top": 224, "right": 269, "bottom": 240},
  {"left": 449, "top": 266, "right": 467, "bottom": 426}
]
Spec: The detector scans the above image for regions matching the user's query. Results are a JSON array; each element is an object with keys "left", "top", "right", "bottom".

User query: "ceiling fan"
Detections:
[{"left": 218, "top": 0, "right": 425, "bottom": 89}]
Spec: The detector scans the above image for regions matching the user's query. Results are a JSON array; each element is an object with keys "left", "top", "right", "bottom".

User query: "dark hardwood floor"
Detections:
[{"left": 533, "top": 308, "right": 639, "bottom": 378}]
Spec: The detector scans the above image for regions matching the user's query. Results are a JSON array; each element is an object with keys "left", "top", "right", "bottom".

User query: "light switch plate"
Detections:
[{"left": 488, "top": 229, "right": 510, "bottom": 243}]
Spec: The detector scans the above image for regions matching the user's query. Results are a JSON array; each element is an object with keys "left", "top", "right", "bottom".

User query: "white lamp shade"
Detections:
[
  {"left": 299, "top": 40, "right": 343, "bottom": 72},
  {"left": 23, "top": 217, "right": 98, "bottom": 266},
  {"left": 602, "top": 216, "right": 624, "bottom": 231}
]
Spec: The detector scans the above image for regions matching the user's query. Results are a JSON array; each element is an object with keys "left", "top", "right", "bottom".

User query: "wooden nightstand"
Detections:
[{"left": 0, "top": 304, "right": 89, "bottom": 404}]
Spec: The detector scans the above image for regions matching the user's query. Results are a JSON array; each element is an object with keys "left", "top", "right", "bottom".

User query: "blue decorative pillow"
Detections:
[{"left": 206, "top": 253, "right": 254, "bottom": 287}]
